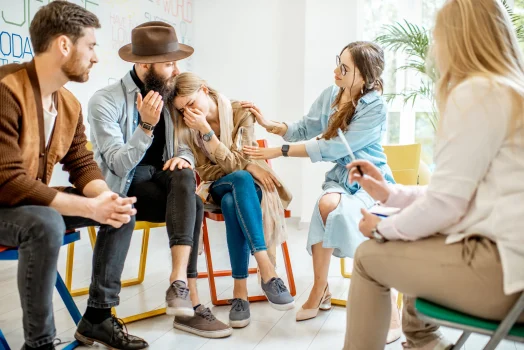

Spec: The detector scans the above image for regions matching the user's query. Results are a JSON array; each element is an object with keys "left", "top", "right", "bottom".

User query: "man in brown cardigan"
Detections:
[{"left": 0, "top": 2, "right": 147, "bottom": 350}]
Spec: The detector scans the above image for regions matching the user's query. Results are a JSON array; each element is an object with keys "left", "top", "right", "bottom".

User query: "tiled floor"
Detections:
[{"left": 1, "top": 218, "right": 522, "bottom": 349}]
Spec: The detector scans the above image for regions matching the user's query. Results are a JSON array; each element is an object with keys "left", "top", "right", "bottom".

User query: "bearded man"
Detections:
[{"left": 87, "top": 21, "right": 231, "bottom": 339}]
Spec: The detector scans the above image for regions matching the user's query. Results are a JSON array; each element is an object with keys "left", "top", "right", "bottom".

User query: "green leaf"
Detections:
[
  {"left": 375, "top": 20, "right": 430, "bottom": 62},
  {"left": 375, "top": 1, "right": 524, "bottom": 132},
  {"left": 502, "top": 0, "right": 524, "bottom": 43}
]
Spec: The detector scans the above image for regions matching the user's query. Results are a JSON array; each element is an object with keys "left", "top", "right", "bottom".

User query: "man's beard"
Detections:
[
  {"left": 62, "top": 49, "right": 91, "bottom": 83},
  {"left": 143, "top": 67, "right": 175, "bottom": 101}
]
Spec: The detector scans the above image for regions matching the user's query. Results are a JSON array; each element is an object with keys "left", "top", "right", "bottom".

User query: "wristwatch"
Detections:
[
  {"left": 139, "top": 120, "right": 155, "bottom": 131},
  {"left": 371, "top": 226, "right": 387, "bottom": 243},
  {"left": 202, "top": 129, "right": 215, "bottom": 142},
  {"left": 281, "top": 144, "right": 290, "bottom": 157}
]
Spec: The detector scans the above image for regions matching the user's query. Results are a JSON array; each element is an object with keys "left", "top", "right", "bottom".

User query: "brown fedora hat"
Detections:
[{"left": 118, "top": 21, "right": 194, "bottom": 63}]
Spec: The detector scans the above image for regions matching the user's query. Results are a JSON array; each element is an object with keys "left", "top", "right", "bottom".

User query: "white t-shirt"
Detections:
[{"left": 43, "top": 98, "right": 57, "bottom": 147}]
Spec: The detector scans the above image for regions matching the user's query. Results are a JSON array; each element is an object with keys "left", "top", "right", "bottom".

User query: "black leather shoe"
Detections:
[{"left": 74, "top": 316, "right": 148, "bottom": 350}]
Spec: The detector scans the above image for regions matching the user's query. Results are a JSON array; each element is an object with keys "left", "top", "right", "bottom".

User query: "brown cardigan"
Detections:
[
  {"left": 0, "top": 60, "right": 104, "bottom": 207},
  {"left": 194, "top": 101, "right": 292, "bottom": 208}
]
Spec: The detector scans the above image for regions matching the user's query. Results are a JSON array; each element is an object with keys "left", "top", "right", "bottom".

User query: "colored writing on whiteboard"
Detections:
[
  {"left": 162, "top": 0, "right": 192, "bottom": 23},
  {"left": 0, "top": 31, "right": 33, "bottom": 65},
  {"left": 1, "top": 0, "right": 99, "bottom": 29}
]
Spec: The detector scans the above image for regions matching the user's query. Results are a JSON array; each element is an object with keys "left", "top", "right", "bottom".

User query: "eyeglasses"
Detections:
[{"left": 336, "top": 55, "right": 348, "bottom": 76}]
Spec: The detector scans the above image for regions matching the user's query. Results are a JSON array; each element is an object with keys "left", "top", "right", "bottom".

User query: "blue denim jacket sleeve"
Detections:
[
  {"left": 171, "top": 109, "right": 195, "bottom": 167},
  {"left": 176, "top": 139, "right": 195, "bottom": 168},
  {"left": 88, "top": 91, "right": 153, "bottom": 178},
  {"left": 283, "top": 87, "right": 333, "bottom": 142},
  {"left": 304, "top": 95, "right": 387, "bottom": 163}
]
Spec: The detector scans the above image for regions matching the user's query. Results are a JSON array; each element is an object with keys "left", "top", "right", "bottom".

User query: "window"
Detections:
[
  {"left": 359, "top": 0, "right": 446, "bottom": 165},
  {"left": 515, "top": 0, "right": 524, "bottom": 51},
  {"left": 387, "top": 112, "right": 401, "bottom": 144},
  {"left": 415, "top": 112, "right": 435, "bottom": 165}
]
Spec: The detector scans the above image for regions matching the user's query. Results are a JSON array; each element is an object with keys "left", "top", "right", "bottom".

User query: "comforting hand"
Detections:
[
  {"left": 87, "top": 191, "right": 137, "bottom": 228},
  {"left": 240, "top": 101, "right": 270, "bottom": 128},
  {"left": 183, "top": 107, "right": 211, "bottom": 134},
  {"left": 243, "top": 146, "right": 281, "bottom": 160},
  {"left": 239, "top": 101, "right": 287, "bottom": 135},
  {"left": 359, "top": 208, "right": 382, "bottom": 238},
  {"left": 246, "top": 164, "right": 281, "bottom": 192},
  {"left": 136, "top": 91, "right": 163, "bottom": 126},
  {"left": 346, "top": 159, "right": 391, "bottom": 203},
  {"left": 163, "top": 157, "right": 192, "bottom": 171}
]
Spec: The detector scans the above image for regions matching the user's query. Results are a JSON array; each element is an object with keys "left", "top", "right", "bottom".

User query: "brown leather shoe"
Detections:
[{"left": 173, "top": 305, "right": 232, "bottom": 339}]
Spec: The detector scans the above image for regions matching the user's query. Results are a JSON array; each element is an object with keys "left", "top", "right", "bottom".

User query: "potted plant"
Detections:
[
  {"left": 375, "top": 0, "right": 524, "bottom": 130},
  {"left": 375, "top": 0, "right": 524, "bottom": 180}
]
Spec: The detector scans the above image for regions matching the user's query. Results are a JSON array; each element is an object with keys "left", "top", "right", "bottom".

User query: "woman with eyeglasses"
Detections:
[{"left": 241, "top": 41, "right": 399, "bottom": 341}]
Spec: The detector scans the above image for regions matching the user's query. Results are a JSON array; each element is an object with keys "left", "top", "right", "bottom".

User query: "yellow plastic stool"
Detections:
[{"left": 65, "top": 221, "right": 168, "bottom": 323}]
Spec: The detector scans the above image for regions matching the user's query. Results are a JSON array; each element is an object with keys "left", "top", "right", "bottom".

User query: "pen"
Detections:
[{"left": 337, "top": 128, "right": 364, "bottom": 177}]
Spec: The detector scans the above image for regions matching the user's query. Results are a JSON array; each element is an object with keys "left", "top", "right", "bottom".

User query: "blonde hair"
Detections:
[
  {"left": 171, "top": 72, "right": 220, "bottom": 157},
  {"left": 433, "top": 0, "right": 524, "bottom": 130}
]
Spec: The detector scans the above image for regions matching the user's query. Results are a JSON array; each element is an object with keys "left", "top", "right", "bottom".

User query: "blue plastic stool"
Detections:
[{"left": 0, "top": 231, "right": 83, "bottom": 350}]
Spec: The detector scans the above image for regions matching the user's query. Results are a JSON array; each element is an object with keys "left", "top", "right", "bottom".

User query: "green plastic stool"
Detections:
[{"left": 415, "top": 294, "right": 524, "bottom": 350}]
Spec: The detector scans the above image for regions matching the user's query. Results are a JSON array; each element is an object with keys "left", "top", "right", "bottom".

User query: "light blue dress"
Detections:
[{"left": 283, "top": 86, "right": 395, "bottom": 258}]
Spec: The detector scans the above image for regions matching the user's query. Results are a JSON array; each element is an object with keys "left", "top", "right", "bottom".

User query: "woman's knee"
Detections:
[
  {"left": 229, "top": 170, "right": 255, "bottom": 186},
  {"left": 353, "top": 240, "right": 381, "bottom": 267},
  {"left": 221, "top": 192, "right": 235, "bottom": 211},
  {"left": 318, "top": 193, "right": 341, "bottom": 223}
]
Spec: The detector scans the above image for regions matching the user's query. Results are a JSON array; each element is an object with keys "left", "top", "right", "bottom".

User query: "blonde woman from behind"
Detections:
[{"left": 343, "top": 0, "right": 524, "bottom": 349}]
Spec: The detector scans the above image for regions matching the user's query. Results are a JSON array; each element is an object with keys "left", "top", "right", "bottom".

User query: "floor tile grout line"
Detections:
[
  {"left": 306, "top": 308, "right": 335, "bottom": 350},
  {"left": 252, "top": 281, "right": 314, "bottom": 349},
  {"left": 143, "top": 322, "right": 182, "bottom": 347},
  {"left": 252, "top": 319, "right": 279, "bottom": 350},
  {"left": 197, "top": 338, "right": 211, "bottom": 349}
]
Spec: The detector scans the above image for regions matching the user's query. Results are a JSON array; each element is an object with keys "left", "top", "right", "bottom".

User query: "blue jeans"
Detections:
[{"left": 209, "top": 171, "right": 266, "bottom": 279}]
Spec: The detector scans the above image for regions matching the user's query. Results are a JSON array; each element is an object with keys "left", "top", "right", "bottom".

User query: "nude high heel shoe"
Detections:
[
  {"left": 319, "top": 291, "right": 332, "bottom": 311},
  {"left": 296, "top": 284, "right": 330, "bottom": 321}
]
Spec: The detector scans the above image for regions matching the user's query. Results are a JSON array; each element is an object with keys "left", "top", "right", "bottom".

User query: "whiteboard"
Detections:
[
  {"left": 0, "top": 0, "right": 194, "bottom": 128},
  {"left": 0, "top": 0, "right": 195, "bottom": 185}
]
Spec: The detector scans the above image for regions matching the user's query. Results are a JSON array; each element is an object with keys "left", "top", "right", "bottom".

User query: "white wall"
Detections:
[
  {"left": 193, "top": 0, "right": 360, "bottom": 223},
  {"left": 299, "top": 0, "right": 361, "bottom": 224},
  {"left": 192, "top": 0, "right": 307, "bottom": 216}
]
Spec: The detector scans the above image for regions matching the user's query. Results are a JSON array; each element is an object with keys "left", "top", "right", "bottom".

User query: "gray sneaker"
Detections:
[
  {"left": 174, "top": 305, "right": 232, "bottom": 338},
  {"left": 261, "top": 277, "right": 295, "bottom": 311},
  {"left": 166, "top": 281, "right": 194, "bottom": 317},
  {"left": 229, "top": 298, "right": 251, "bottom": 328}
]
